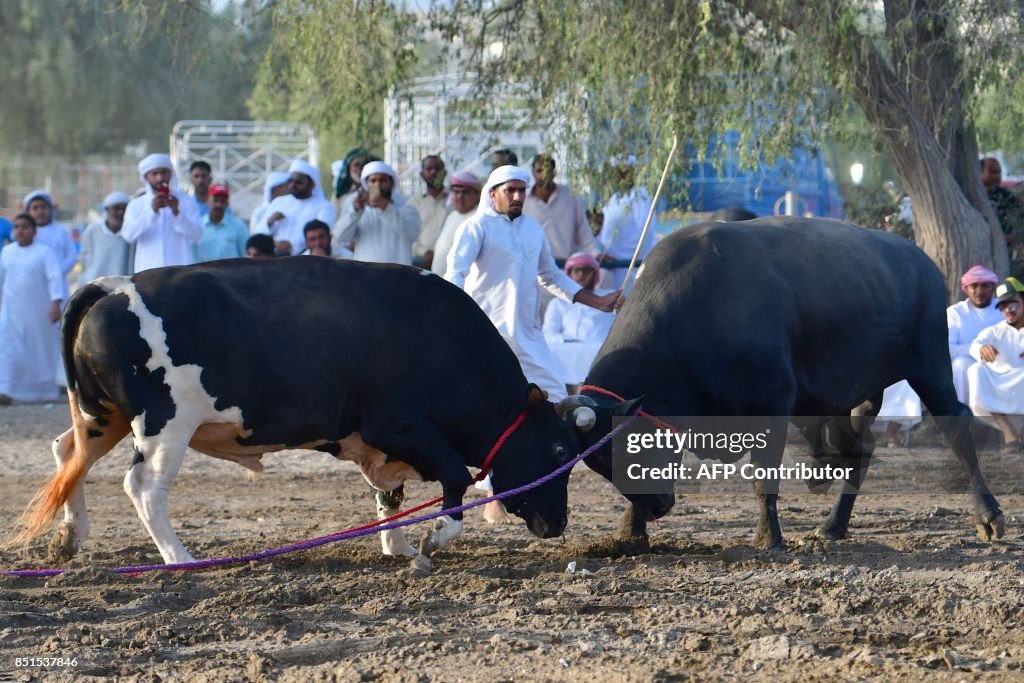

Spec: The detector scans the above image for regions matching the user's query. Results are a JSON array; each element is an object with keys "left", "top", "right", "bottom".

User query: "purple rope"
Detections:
[{"left": 3, "top": 416, "right": 637, "bottom": 578}]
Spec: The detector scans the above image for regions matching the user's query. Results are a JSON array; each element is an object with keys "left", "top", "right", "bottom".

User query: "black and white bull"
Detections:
[
  {"left": 558, "top": 217, "right": 1005, "bottom": 548},
  {"left": 16, "top": 257, "right": 593, "bottom": 564}
]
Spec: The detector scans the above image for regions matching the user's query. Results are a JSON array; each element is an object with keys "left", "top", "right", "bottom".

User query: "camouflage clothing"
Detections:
[{"left": 987, "top": 186, "right": 1024, "bottom": 279}]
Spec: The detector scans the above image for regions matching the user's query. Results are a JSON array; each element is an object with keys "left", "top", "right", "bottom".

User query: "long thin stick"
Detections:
[{"left": 618, "top": 134, "right": 679, "bottom": 303}]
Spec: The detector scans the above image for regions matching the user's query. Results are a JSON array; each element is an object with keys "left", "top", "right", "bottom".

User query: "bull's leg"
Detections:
[
  {"left": 912, "top": 377, "right": 1005, "bottom": 541},
  {"left": 49, "top": 412, "right": 130, "bottom": 562},
  {"left": 363, "top": 424, "right": 472, "bottom": 557},
  {"left": 751, "top": 419, "right": 790, "bottom": 550},
  {"left": 123, "top": 433, "right": 193, "bottom": 564},
  {"left": 373, "top": 485, "right": 418, "bottom": 557},
  {"left": 47, "top": 429, "right": 88, "bottom": 561},
  {"left": 816, "top": 398, "right": 879, "bottom": 540}
]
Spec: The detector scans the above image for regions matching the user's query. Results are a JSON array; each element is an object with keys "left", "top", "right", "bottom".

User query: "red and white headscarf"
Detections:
[
  {"left": 960, "top": 265, "right": 998, "bottom": 293},
  {"left": 564, "top": 252, "right": 600, "bottom": 274}
]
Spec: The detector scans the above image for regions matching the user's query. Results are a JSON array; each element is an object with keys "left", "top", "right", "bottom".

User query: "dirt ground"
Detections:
[{"left": 2, "top": 401, "right": 1024, "bottom": 682}]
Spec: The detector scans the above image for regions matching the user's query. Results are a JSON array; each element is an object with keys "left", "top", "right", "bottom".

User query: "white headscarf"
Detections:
[
  {"left": 330, "top": 160, "right": 344, "bottom": 187},
  {"left": 477, "top": 165, "right": 531, "bottom": 215},
  {"left": 137, "top": 153, "right": 180, "bottom": 196},
  {"left": 288, "top": 159, "right": 326, "bottom": 202},
  {"left": 23, "top": 189, "right": 54, "bottom": 211},
  {"left": 263, "top": 171, "right": 292, "bottom": 204},
  {"left": 360, "top": 161, "right": 406, "bottom": 205},
  {"left": 102, "top": 191, "right": 131, "bottom": 209}
]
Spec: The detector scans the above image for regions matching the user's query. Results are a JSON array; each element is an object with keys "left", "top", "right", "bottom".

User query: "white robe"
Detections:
[
  {"left": 947, "top": 298, "right": 1003, "bottom": 404},
  {"left": 968, "top": 322, "right": 1024, "bottom": 429},
  {"left": 872, "top": 380, "right": 922, "bottom": 435},
  {"left": 121, "top": 190, "right": 203, "bottom": 272},
  {"left": 598, "top": 188, "right": 658, "bottom": 290},
  {"left": 79, "top": 221, "right": 132, "bottom": 283},
  {"left": 447, "top": 208, "right": 582, "bottom": 401},
  {"left": 431, "top": 210, "right": 473, "bottom": 276},
  {"left": 543, "top": 288, "right": 616, "bottom": 385},
  {"left": 334, "top": 196, "right": 421, "bottom": 266},
  {"left": 252, "top": 194, "right": 335, "bottom": 255},
  {"left": 0, "top": 242, "right": 64, "bottom": 401},
  {"left": 32, "top": 222, "right": 76, "bottom": 299}
]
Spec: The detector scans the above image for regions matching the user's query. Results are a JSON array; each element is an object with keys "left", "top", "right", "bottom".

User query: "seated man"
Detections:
[
  {"left": 299, "top": 220, "right": 333, "bottom": 256},
  {"left": 543, "top": 252, "right": 616, "bottom": 393},
  {"left": 948, "top": 265, "right": 1003, "bottom": 403},
  {"left": 968, "top": 277, "right": 1024, "bottom": 453}
]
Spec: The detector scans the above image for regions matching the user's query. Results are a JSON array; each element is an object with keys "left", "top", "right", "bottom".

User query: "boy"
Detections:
[{"left": 0, "top": 215, "right": 64, "bottom": 404}]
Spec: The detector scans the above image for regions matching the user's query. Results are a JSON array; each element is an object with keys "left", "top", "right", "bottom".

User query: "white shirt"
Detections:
[
  {"left": 447, "top": 208, "right": 581, "bottom": 340},
  {"left": 0, "top": 242, "right": 65, "bottom": 400},
  {"left": 968, "top": 321, "right": 1024, "bottom": 417},
  {"left": 79, "top": 221, "right": 132, "bottom": 283},
  {"left": 409, "top": 192, "right": 450, "bottom": 259},
  {"left": 252, "top": 193, "right": 335, "bottom": 255},
  {"left": 31, "top": 222, "right": 76, "bottom": 298},
  {"left": 334, "top": 196, "right": 421, "bottom": 265},
  {"left": 543, "top": 288, "right": 616, "bottom": 344},
  {"left": 524, "top": 183, "right": 597, "bottom": 260},
  {"left": 948, "top": 298, "right": 1003, "bottom": 360},
  {"left": 431, "top": 210, "right": 474, "bottom": 276},
  {"left": 598, "top": 187, "right": 658, "bottom": 261},
  {"left": 121, "top": 190, "right": 203, "bottom": 272}
]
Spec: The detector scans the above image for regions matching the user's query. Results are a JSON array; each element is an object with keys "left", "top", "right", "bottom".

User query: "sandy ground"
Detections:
[{"left": 2, "top": 401, "right": 1024, "bottom": 682}]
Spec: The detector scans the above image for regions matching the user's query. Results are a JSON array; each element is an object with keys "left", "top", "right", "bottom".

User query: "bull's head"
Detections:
[
  {"left": 555, "top": 393, "right": 675, "bottom": 523},
  {"left": 487, "top": 385, "right": 577, "bottom": 538}
]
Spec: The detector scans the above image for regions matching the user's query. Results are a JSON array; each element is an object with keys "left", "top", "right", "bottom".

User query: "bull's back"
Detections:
[
  {"left": 593, "top": 218, "right": 947, "bottom": 412},
  {"left": 81, "top": 258, "right": 525, "bottom": 442}
]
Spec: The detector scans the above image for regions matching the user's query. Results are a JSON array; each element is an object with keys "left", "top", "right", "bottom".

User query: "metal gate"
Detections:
[
  {"left": 170, "top": 120, "right": 318, "bottom": 220},
  {"left": 384, "top": 74, "right": 550, "bottom": 196}
]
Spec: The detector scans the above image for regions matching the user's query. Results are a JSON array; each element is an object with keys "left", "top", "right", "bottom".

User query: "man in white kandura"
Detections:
[
  {"left": 121, "top": 153, "right": 203, "bottom": 273},
  {"left": 947, "top": 265, "right": 1003, "bottom": 404},
  {"left": 447, "top": 165, "right": 619, "bottom": 523},
  {"left": 968, "top": 278, "right": 1024, "bottom": 454},
  {"left": 252, "top": 159, "right": 334, "bottom": 256},
  {"left": 333, "top": 160, "right": 421, "bottom": 265}
]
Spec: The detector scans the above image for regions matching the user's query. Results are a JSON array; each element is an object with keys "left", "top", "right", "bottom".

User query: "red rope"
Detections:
[
  {"left": 475, "top": 410, "right": 526, "bottom": 481},
  {"left": 578, "top": 384, "right": 677, "bottom": 431}
]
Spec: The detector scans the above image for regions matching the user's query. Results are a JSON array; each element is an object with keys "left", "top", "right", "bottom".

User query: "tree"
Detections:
[
  {"left": 0, "top": 0, "right": 269, "bottom": 156},
  {"left": 444, "top": 0, "right": 1024, "bottom": 299},
  {"left": 248, "top": 0, "right": 420, "bottom": 157}
]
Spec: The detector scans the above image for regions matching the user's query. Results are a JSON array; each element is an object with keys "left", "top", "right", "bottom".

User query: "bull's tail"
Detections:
[
  {"left": 60, "top": 282, "right": 113, "bottom": 394},
  {"left": 11, "top": 283, "right": 128, "bottom": 549}
]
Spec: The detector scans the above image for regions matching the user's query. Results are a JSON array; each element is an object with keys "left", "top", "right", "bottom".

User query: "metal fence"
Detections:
[{"left": 0, "top": 156, "right": 139, "bottom": 226}]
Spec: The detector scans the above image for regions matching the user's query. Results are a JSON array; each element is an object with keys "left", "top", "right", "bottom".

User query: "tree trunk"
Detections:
[
  {"left": 844, "top": 38, "right": 1008, "bottom": 302},
  {"left": 742, "top": 0, "right": 1008, "bottom": 302}
]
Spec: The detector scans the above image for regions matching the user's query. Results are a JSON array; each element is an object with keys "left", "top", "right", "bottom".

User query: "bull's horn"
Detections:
[
  {"left": 555, "top": 394, "right": 598, "bottom": 419},
  {"left": 574, "top": 406, "right": 597, "bottom": 431}
]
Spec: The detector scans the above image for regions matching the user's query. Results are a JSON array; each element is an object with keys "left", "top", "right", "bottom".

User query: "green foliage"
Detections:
[
  {"left": 248, "top": 0, "right": 420, "bottom": 155},
  {"left": 0, "top": 0, "right": 269, "bottom": 157}
]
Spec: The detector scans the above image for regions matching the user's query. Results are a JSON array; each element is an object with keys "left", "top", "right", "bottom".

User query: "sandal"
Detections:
[{"left": 1001, "top": 440, "right": 1023, "bottom": 455}]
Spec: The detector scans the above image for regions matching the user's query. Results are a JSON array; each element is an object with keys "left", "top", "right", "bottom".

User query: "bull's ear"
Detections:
[
  {"left": 526, "top": 384, "right": 549, "bottom": 408},
  {"left": 613, "top": 396, "right": 645, "bottom": 416}
]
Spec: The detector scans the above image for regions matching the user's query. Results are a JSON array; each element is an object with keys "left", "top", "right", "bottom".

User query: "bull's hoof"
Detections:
[
  {"left": 976, "top": 512, "right": 1006, "bottom": 542},
  {"left": 804, "top": 477, "right": 833, "bottom": 494},
  {"left": 753, "top": 533, "right": 785, "bottom": 551},
  {"left": 482, "top": 500, "right": 513, "bottom": 525},
  {"left": 814, "top": 524, "right": 848, "bottom": 541},
  {"left": 407, "top": 553, "right": 432, "bottom": 577},
  {"left": 48, "top": 523, "right": 79, "bottom": 563}
]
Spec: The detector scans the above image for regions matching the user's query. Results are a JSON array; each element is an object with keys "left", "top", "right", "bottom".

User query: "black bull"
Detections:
[
  {"left": 17, "top": 257, "right": 584, "bottom": 564},
  {"left": 559, "top": 217, "right": 1005, "bottom": 547}
]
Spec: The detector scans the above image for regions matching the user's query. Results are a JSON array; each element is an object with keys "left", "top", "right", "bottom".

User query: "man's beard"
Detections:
[{"left": 507, "top": 207, "right": 522, "bottom": 219}]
